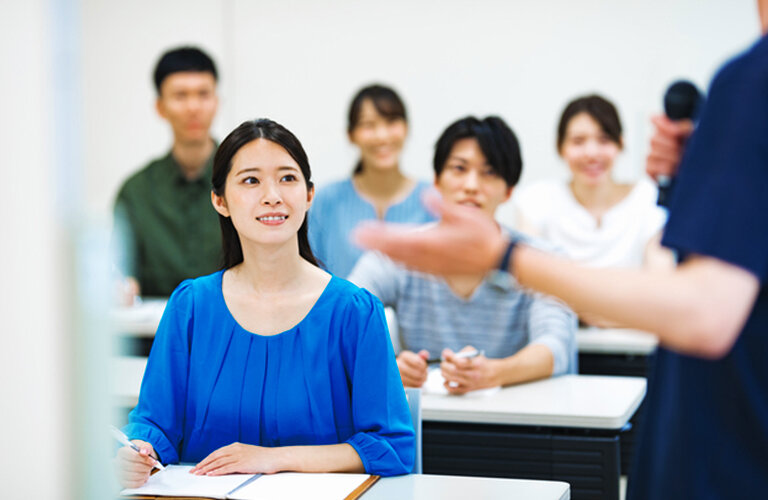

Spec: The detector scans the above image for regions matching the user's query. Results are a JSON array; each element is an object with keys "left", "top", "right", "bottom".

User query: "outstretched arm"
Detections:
[{"left": 354, "top": 193, "right": 759, "bottom": 359}]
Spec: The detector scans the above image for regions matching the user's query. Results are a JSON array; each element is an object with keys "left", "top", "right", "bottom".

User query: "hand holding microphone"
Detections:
[{"left": 648, "top": 80, "right": 704, "bottom": 206}]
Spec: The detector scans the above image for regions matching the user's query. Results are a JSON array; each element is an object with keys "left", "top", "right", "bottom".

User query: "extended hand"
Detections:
[
  {"left": 440, "top": 347, "right": 499, "bottom": 395},
  {"left": 115, "top": 440, "right": 157, "bottom": 488},
  {"left": 353, "top": 190, "right": 507, "bottom": 275},
  {"left": 191, "top": 442, "right": 282, "bottom": 476}
]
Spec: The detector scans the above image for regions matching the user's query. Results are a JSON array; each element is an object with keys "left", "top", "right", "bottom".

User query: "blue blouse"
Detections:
[
  {"left": 123, "top": 271, "right": 415, "bottom": 476},
  {"left": 308, "top": 179, "right": 436, "bottom": 278}
]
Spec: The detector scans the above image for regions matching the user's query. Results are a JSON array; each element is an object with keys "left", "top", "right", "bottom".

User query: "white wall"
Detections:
[
  {"left": 82, "top": 0, "right": 759, "bottom": 225},
  {"left": 0, "top": 1, "right": 68, "bottom": 497}
]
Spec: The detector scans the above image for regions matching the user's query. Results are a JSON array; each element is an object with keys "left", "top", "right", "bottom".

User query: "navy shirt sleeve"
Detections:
[{"left": 662, "top": 43, "right": 768, "bottom": 283}]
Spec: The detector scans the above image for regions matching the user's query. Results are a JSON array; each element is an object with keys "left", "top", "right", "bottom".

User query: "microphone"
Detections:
[{"left": 657, "top": 80, "right": 705, "bottom": 207}]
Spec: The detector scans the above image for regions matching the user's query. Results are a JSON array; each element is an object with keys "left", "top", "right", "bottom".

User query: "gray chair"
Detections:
[{"left": 405, "top": 388, "right": 422, "bottom": 474}]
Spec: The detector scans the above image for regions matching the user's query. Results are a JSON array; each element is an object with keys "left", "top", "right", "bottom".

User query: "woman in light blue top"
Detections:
[
  {"left": 309, "top": 84, "right": 435, "bottom": 278},
  {"left": 115, "top": 118, "right": 414, "bottom": 489}
]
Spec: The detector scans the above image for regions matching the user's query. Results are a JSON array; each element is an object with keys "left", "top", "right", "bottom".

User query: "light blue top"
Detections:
[
  {"left": 308, "top": 179, "right": 436, "bottom": 278},
  {"left": 123, "top": 270, "right": 415, "bottom": 476},
  {"left": 349, "top": 229, "right": 577, "bottom": 375}
]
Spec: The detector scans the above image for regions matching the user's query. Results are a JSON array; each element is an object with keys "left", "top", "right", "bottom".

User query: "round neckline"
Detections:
[
  {"left": 562, "top": 181, "right": 641, "bottom": 226},
  {"left": 217, "top": 269, "right": 335, "bottom": 338},
  {"left": 347, "top": 177, "right": 421, "bottom": 219}
]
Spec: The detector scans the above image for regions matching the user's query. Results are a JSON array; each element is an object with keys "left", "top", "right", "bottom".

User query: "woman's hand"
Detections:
[
  {"left": 115, "top": 440, "right": 157, "bottom": 488},
  {"left": 440, "top": 346, "right": 500, "bottom": 395},
  {"left": 396, "top": 349, "right": 429, "bottom": 387},
  {"left": 191, "top": 443, "right": 283, "bottom": 476}
]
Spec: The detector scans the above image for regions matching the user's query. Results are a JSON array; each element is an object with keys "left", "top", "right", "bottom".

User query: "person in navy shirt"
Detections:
[
  {"left": 353, "top": 3, "right": 768, "bottom": 497},
  {"left": 115, "top": 118, "right": 414, "bottom": 488}
]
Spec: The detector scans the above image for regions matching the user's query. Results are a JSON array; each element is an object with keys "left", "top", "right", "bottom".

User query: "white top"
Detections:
[
  {"left": 422, "top": 374, "right": 646, "bottom": 429},
  {"left": 365, "top": 474, "right": 570, "bottom": 500},
  {"left": 513, "top": 178, "right": 667, "bottom": 268}
]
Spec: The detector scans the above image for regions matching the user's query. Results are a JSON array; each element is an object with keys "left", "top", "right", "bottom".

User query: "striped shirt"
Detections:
[
  {"left": 308, "top": 178, "right": 436, "bottom": 278},
  {"left": 349, "top": 230, "right": 577, "bottom": 375}
]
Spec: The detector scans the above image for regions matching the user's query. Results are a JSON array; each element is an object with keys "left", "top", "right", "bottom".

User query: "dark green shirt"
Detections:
[{"left": 114, "top": 149, "right": 222, "bottom": 296}]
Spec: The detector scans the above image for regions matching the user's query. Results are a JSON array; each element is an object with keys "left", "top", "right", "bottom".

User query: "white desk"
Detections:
[
  {"left": 112, "top": 356, "right": 146, "bottom": 409},
  {"left": 112, "top": 299, "right": 167, "bottom": 337},
  {"left": 365, "top": 474, "right": 569, "bottom": 500},
  {"left": 422, "top": 375, "right": 645, "bottom": 500},
  {"left": 423, "top": 374, "right": 645, "bottom": 430}
]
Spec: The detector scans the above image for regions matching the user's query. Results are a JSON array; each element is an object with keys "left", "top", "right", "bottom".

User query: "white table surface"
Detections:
[
  {"left": 365, "top": 474, "right": 570, "bottom": 500},
  {"left": 577, "top": 327, "right": 658, "bottom": 355},
  {"left": 422, "top": 374, "right": 646, "bottom": 429},
  {"left": 112, "top": 356, "right": 146, "bottom": 408},
  {"left": 111, "top": 299, "right": 167, "bottom": 337}
]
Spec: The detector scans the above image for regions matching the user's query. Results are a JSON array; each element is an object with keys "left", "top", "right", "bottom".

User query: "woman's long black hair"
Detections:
[{"left": 212, "top": 118, "right": 319, "bottom": 269}]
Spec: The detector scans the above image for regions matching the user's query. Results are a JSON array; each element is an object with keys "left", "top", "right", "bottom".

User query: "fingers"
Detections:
[
  {"left": 115, "top": 445, "right": 154, "bottom": 488},
  {"left": 646, "top": 115, "right": 695, "bottom": 180},
  {"left": 441, "top": 347, "right": 491, "bottom": 391},
  {"left": 420, "top": 189, "right": 446, "bottom": 219},
  {"left": 397, "top": 350, "right": 428, "bottom": 387},
  {"left": 193, "top": 454, "right": 236, "bottom": 476},
  {"left": 650, "top": 115, "right": 694, "bottom": 138},
  {"left": 191, "top": 446, "right": 229, "bottom": 475}
]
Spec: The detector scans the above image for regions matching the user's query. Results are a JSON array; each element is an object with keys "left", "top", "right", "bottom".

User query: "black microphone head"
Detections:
[{"left": 664, "top": 80, "right": 704, "bottom": 121}]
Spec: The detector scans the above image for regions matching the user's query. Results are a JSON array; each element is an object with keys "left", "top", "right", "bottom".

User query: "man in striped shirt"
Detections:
[{"left": 350, "top": 116, "right": 576, "bottom": 393}]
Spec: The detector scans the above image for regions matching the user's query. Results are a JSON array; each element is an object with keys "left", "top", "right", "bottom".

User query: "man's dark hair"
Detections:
[
  {"left": 153, "top": 46, "right": 218, "bottom": 94},
  {"left": 433, "top": 116, "right": 523, "bottom": 188}
]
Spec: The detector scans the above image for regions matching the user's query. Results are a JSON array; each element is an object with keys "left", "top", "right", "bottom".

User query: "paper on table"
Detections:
[
  {"left": 121, "top": 465, "right": 255, "bottom": 499},
  {"left": 228, "top": 472, "right": 373, "bottom": 500},
  {"left": 423, "top": 367, "right": 501, "bottom": 397}
]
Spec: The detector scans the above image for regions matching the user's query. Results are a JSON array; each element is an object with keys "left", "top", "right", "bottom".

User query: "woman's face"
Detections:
[
  {"left": 349, "top": 99, "right": 407, "bottom": 172},
  {"left": 560, "top": 112, "right": 621, "bottom": 187},
  {"left": 435, "top": 137, "right": 512, "bottom": 219},
  {"left": 212, "top": 139, "right": 313, "bottom": 248}
]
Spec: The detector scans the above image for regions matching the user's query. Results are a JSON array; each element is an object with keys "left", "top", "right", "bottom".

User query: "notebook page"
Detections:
[
  {"left": 423, "top": 367, "right": 501, "bottom": 396},
  {"left": 228, "top": 472, "right": 372, "bottom": 500},
  {"left": 121, "top": 464, "right": 254, "bottom": 498}
]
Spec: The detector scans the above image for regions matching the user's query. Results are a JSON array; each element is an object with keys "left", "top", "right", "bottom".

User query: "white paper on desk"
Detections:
[
  {"left": 228, "top": 472, "right": 372, "bottom": 500},
  {"left": 121, "top": 464, "right": 255, "bottom": 499},
  {"left": 423, "top": 367, "right": 501, "bottom": 397}
]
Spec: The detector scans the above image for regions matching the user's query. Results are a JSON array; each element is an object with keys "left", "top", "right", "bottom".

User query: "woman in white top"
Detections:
[
  {"left": 514, "top": 94, "right": 673, "bottom": 325},
  {"left": 515, "top": 94, "right": 672, "bottom": 269}
]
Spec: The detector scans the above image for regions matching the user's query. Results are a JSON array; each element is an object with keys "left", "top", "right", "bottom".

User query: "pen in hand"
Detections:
[
  {"left": 427, "top": 348, "right": 484, "bottom": 365},
  {"left": 110, "top": 425, "right": 165, "bottom": 471}
]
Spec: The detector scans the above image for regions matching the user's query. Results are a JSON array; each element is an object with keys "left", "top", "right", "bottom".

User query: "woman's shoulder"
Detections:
[
  {"left": 628, "top": 177, "right": 660, "bottom": 202},
  {"left": 326, "top": 275, "right": 383, "bottom": 312},
  {"left": 167, "top": 270, "right": 223, "bottom": 306}
]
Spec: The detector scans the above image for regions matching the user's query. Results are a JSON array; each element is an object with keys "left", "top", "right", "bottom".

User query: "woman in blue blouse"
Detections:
[
  {"left": 308, "top": 84, "right": 435, "bottom": 278},
  {"left": 116, "top": 118, "right": 414, "bottom": 488}
]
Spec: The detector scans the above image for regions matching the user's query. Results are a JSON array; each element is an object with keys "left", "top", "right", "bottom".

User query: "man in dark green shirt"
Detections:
[{"left": 114, "top": 47, "right": 221, "bottom": 297}]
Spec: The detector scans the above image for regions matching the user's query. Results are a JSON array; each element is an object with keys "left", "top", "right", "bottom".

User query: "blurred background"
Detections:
[{"left": 0, "top": 0, "right": 759, "bottom": 497}]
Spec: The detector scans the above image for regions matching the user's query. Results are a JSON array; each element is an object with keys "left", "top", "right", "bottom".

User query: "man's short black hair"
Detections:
[
  {"left": 433, "top": 116, "right": 523, "bottom": 188},
  {"left": 153, "top": 46, "right": 218, "bottom": 94}
]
